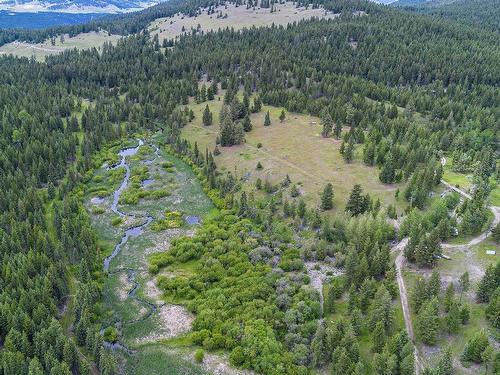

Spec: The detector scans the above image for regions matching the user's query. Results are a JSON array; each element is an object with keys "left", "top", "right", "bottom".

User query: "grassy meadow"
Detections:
[
  {"left": 0, "top": 31, "right": 121, "bottom": 61},
  {"left": 182, "top": 91, "right": 405, "bottom": 212},
  {"left": 149, "top": 2, "right": 338, "bottom": 42}
]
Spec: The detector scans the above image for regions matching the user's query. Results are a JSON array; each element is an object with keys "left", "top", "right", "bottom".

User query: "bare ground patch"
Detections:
[
  {"left": 135, "top": 304, "right": 193, "bottom": 344},
  {"left": 118, "top": 272, "right": 134, "bottom": 301}
]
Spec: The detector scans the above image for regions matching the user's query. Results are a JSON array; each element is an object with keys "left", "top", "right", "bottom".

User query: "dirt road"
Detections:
[
  {"left": 392, "top": 162, "right": 499, "bottom": 374},
  {"left": 392, "top": 238, "right": 425, "bottom": 374}
]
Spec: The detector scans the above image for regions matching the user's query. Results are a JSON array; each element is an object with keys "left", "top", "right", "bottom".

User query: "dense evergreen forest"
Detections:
[
  {"left": 0, "top": 0, "right": 498, "bottom": 373},
  {"left": 396, "top": 0, "right": 500, "bottom": 33}
]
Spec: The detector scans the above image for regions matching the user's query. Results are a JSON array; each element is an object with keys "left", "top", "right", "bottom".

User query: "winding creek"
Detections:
[
  {"left": 102, "top": 139, "right": 160, "bottom": 354},
  {"left": 104, "top": 140, "right": 153, "bottom": 272},
  {"left": 87, "top": 137, "right": 214, "bottom": 373}
]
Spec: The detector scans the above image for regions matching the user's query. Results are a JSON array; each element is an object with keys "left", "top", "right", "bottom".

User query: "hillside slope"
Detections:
[{"left": 394, "top": 0, "right": 500, "bottom": 32}]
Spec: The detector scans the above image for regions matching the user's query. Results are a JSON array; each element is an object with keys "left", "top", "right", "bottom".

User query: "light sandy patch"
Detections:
[
  {"left": 144, "top": 277, "right": 163, "bottom": 303},
  {"left": 305, "top": 260, "right": 342, "bottom": 307},
  {"left": 91, "top": 196, "right": 106, "bottom": 205},
  {"left": 118, "top": 272, "right": 133, "bottom": 301},
  {"left": 190, "top": 352, "right": 255, "bottom": 375},
  {"left": 150, "top": 2, "right": 339, "bottom": 42},
  {"left": 136, "top": 304, "right": 193, "bottom": 344},
  {"left": 144, "top": 228, "right": 196, "bottom": 256}
]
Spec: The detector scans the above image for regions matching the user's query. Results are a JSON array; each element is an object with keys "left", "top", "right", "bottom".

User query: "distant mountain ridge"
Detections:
[{"left": 0, "top": 0, "right": 161, "bottom": 13}]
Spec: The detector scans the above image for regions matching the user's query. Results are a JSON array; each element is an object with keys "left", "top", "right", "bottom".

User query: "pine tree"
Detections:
[
  {"left": 264, "top": 111, "right": 271, "bottom": 126},
  {"left": 458, "top": 272, "right": 470, "bottom": 303},
  {"left": 460, "top": 304, "right": 470, "bottom": 324},
  {"left": 334, "top": 122, "right": 342, "bottom": 139},
  {"left": 351, "top": 309, "right": 362, "bottom": 336},
  {"left": 427, "top": 270, "right": 442, "bottom": 298},
  {"left": 372, "top": 321, "right": 386, "bottom": 353},
  {"left": 321, "top": 111, "right": 333, "bottom": 137},
  {"left": 332, "top": 347, "right": 353, "bottom": 374},
  {"left": 311, "top": 322, "right": 326, "bottom": 367},
  {"left": 345, "top": 184, "right": 368, "bottom": 216},
  {"left": 379, "top": 153, "right": 395, "bottom": 183},
  {"left": 344, "top": 140, "right": 354, "bottom": 163},
  {"left": 363, "top": 142, "right": 375, "bottom": 166},
  {"left": 320, "top": 281, "right": 333, "bottom": 311},
  {"left": 416, "top": 298, "right": 439, "bottom": 345},
  {"left": 412, "top": 277, "right": 428, "bottom": 312},
  {"left": 242, "top": 114, "right": 252, "bottom": 132},
  {"left": 28, "top": 358, "right": 44, "bottom": 375},
  {"left": 47, "top": 181, "right": 55, "bottom": 200},
  {"left": 461, "top": 330, "right": 489, "bottom": 363},
  {"left": 320, "top": 183, "right": 334, "bottom": 210},
  {"left": 252, "top": 96, "right": 262, "bottom": 113},
  {"left": 435, "top": 347, "right": 453, "bottom": 375},
  {"left": 443, "top": 283, "right": 455, "bottom": 312},
  {"left": 485, "top": 287, "right": 500, "bottom": 328},
  {"left": 477, "top": 262, "right": 498, "bottom": 303},
  {"left": 492, "top": 223, "right": 500, "bottom": 243},
  {"left": 279, "top": 109, "right": 286, "bottom": 123},
  {"left": 202, "top": 105, "right": 213, "bottom": 126},
  {"left": 445, "top": 302, "right": 460, "bottom": 333},
  {"left": 238, "top": 192, "right": 248, "bottom": 217},
  {"left": 370, "top": 285, "right": 393, "bottom": 331}
]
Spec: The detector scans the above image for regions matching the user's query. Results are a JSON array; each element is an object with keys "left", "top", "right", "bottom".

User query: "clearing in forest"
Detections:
[
  {"left": 182, "top": 93, "right": 405, "bottom": 210},
  {"left": 0, "top": 31, "right": 121, "bottom": 61},
  {"left": 149, "top": 2, "right": 339, "bottom": 42}
]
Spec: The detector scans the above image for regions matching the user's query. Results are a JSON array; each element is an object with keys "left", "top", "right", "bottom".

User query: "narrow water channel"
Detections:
[
  {"left": 101, "top": 139, "right": 159, "bottom": 353},
  {"left": 103, "top": 139, "right": 153, "bottom": 272}
]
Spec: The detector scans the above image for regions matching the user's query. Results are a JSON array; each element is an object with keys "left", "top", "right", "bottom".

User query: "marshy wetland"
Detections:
[{"left": 84, "top": 134, "right": 214, "bottom": 373}]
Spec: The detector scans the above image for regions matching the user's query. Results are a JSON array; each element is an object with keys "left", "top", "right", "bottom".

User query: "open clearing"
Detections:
[
  {"left": 182, "top": 94, "right": 404, "bottom": 210},
  {"left": 149, "top": 2, "right": 339, "bottom": 42},
  {"left": 442, "top": 157, "right": 500, "bottom": 206},
  {"left": 0, "top": 31, "right": 121, "bottom": 61}
]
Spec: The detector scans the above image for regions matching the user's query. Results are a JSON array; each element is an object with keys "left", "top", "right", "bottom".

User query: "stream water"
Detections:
[
  {"left": 103, "top": 139, "right": 154, "bottom": 272},
  {"left": 102, "top": 139, "right": 160, "bottom": 353}
]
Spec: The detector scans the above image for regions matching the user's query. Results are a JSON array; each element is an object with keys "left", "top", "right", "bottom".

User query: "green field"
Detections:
[
  {"left": 0, "top": 31, "right": 121, "bottom": 61},
  {"left": 149, "top": 2, "right": 339, "bottom": 42},
  {"left": 442, "top": 157, "right": 500, "bottom": 206},
  {"left": 183, "top": 92, "right": 405, "bottom": 212}
]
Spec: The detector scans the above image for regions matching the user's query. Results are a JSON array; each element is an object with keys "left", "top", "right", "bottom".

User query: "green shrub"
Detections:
[
  {"left": 161, "top": 162, "right": 175, "bottom": 173},
  {"left": 111, "top": 217, "right": 123, "bottom": 226},
  {"left": 103, "top": 326, "right": 118, "bottom": 343},
  {"left": 194, "top": 349, "right": 204, "bottom": 363},
  {"left": 92, "top": 206, "right": 105, "bottom": 215},
  {"left": 151, "top": 210, "right": 183, "bottom": 231}
]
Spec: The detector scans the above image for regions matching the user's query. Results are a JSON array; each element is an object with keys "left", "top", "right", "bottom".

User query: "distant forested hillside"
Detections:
[
  {"left": 0, "top": 0, "right": 376, "bottom": 46},
  {"left": 0, "top": 11, "right": 107, "bottom": 29},
  {"left": 394, "top": 0, "right": 500, "bottom": 32}
]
